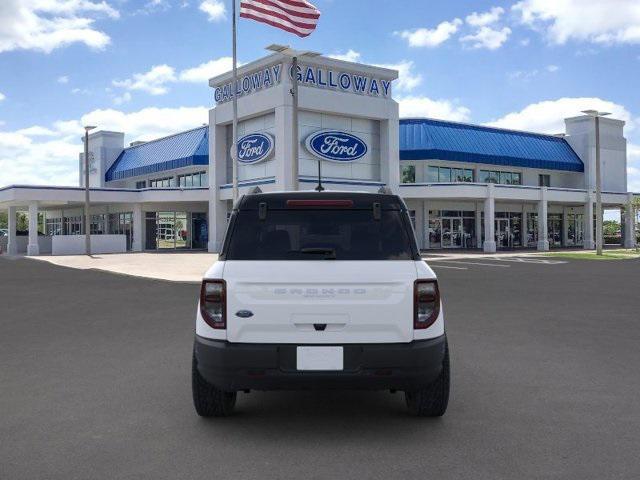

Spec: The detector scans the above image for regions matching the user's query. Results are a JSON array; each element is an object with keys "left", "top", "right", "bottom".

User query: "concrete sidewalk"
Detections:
[
  {"left": 28, "top": 252, "right": 217, "bottom": 283},
  {"left": 21, "top": 249, "right": 558, "bottom": 281}
]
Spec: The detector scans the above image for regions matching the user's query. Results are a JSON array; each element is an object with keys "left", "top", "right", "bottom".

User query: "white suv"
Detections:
[{"left": 192, "top": 191, "right": 449, "bottom": 417}]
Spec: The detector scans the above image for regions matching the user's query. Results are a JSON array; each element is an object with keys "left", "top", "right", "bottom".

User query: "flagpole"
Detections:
[
  {"left": 291, "top": 55, "right": 299, "bottom": 191},
  {"left": 231, "top": 0, "right": 239, "bottom": 202}
]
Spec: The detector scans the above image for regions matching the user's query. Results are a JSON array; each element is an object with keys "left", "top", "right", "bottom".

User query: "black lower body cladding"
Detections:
[{"left": 193, "top": 335, "right": 447, "bottom": 391}]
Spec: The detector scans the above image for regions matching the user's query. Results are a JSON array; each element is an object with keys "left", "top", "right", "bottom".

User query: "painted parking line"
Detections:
[
  {"left": 432, "top": 261, "right": 511, "bottom": 268},
  {"left": 429, "top": 264, "right": 468, "bottom": 270},
  {"left": 491, "top": 257, "right": 568, "bottom": 265}
]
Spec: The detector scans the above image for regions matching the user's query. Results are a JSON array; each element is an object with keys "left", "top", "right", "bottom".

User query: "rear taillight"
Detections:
[
  {"left": 200, "top": 279, "right": 226, "bottom": 329},
  {"left": 414, "top": 280, "right": 440, "bottom": 329}
]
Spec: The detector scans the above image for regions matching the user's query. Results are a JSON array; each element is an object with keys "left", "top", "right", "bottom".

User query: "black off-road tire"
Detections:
[
  {"left": 192, "top": 352, "right": 237, "bottom": 417},
  {"left": 405, "top": 341, "right": 450, "bottom": 417}
]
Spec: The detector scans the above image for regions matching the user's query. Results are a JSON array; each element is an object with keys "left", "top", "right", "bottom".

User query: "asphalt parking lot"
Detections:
[{"left": 1, "top": 256, "right": 640, "bottom": 480}]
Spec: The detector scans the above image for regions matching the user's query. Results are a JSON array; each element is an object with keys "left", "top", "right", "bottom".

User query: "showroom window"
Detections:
[
  {"left": 149, "top": 177, "right": 175, "bottom": 188},
  {"left": 539, "top": 174, "right": 551, "bottom": 187},
  {"left": 401, "top": 165, "right": 416, "bottom": 184},
  {"left": 427, "top": 166, "right": 473, "bottom": 183},
  {"left": 178, "top": 171, "right": 208, "bottom": 188},
  {"left": 479, "top": 170, "right": 522, "bottom": 185}
]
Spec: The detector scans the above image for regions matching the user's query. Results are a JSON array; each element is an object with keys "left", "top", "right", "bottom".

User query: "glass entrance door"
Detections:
[
  {"left": 495, "top": 218, "right": 513, "bottom": 249},
  {"left": 442, "top": 218, "right": 463, "bottom": 248}
]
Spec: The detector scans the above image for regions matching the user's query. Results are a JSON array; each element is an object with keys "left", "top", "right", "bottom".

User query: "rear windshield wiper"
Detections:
[{"left": 299, "top": 247, "right": 337, "bottom": 259}]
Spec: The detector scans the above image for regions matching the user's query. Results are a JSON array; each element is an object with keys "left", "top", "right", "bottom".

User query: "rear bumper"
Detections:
[{"left": 194, "top": 334, "right": 447, "bottom": 391}]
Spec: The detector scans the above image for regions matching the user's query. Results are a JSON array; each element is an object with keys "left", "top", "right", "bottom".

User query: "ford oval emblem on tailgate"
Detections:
[{"left": 235, "top": 310, "right": 254, "bottom": 318}]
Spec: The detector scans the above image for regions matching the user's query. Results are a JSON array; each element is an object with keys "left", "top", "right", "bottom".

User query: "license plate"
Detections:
[{"left": 296, "top": 346, "right": 344, "bottom": 371}]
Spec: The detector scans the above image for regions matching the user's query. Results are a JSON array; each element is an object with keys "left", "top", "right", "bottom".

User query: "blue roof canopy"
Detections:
[
  {"left": 105, "top": 126, "right": 209, "bottom": 182},
  {"left": 399, "top": 118, "right": 584, "bottom": 172}
]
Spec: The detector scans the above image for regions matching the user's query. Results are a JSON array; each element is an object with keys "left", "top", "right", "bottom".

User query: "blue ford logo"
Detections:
[
  {"left": 235, "top": 133, "right": 274, "bottom": 164},
  {"left": 305, "top": 130, "right": 368, "bottom": 163}
]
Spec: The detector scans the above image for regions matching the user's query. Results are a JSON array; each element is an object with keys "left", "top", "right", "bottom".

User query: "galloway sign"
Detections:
[
  {"left": 234, "top": 133, "right": 275, "bottom": 164},
  {"left": 305, "top": 131, "right": 368, "bottom": 163},
  {"left": 292, "top": 64, "right": 392, "bottom": 99},
  {"left": 214, "top": 64, "right": 282, "bottom": 104},
  {"left": 213, "top": 61, "right": 394, "bottom": 104}
]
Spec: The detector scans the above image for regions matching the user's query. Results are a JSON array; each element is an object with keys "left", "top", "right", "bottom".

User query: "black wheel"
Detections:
[
  {"left": 405, "top": 341, "right": 450, "bottom": 417},
  {"left": 192, "top": 351, "right": 237, "bottom": 417}
]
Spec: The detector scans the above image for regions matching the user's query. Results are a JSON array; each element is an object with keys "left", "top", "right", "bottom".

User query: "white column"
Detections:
[
  {"left": 209, "top": 117, "right": 230, "bottom": 253},
  {"left": 275, "top": 104, "right": 294, "bottom": 191},
  {"left": 483, "top": 185, "right": 496, "bottom": 253},
  {"left": 381, "top": 117, "right": 400, "bottom": 194},
  {"left": 132, "top": 204, "right": 143, "bottom": 252},
  {"left": 27, "top": 203, "right": 40, "bottom": 256},
  {"left": 584, "top": 196, "right": 595, "bottom": 249},
  {"left": 7, "top": 206, "right": 18, "bottom": 255},
  {"left": 475, "top": 202, "right": 483, "bottom": 249},
  {"left": 624, "top": 193, "right": 636, "bottom": 248},
  {"left": 537, "top": 187, "right": 549, "bottom": 251},
  {"left": 422, "top": 200, "right": 429, "bottom": 250}
]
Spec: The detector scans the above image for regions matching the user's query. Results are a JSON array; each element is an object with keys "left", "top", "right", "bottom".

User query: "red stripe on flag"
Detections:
[
  {"left": 247, "top": 0, "right": 319, "bottom": 19},
  {"left": 239, "top": 11, "right": 312, "bottom": 37},
  {"left": 239, "top": 0, "right": 320, "bottom": 37},
  {"left": 240, "top": 3, "right": 317, "bottom": 29}
]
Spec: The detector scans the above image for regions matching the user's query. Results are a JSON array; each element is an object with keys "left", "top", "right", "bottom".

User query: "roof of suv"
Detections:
[{"left": 236, "top": 191, "right": 407, "bottom": 210}]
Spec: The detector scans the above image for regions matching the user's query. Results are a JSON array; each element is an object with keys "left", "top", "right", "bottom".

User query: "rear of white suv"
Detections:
[{"left": 192, "top": 192, "right": 449, "bottom": 417}]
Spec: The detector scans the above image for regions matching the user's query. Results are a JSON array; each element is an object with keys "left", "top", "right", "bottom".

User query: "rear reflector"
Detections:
[{"left": 286, "top": 199, "right": 354, "bottom": 208}]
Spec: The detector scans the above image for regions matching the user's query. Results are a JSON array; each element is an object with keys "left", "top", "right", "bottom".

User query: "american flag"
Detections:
[{"left": 240, "top": 0, "right": 321, "bottom": 38}]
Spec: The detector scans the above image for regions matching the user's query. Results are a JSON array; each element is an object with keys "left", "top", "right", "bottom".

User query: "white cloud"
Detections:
[
  {"left": 0, "top": 0, "right": 119, "bottom": 54},
  {"left": 466, "top": 7, "right": 504, "bottom": 27},
  {"left": 199, "top": 0, "right": 226, "bottom": 21},
  {"left": 179, "top": 57, "right": 234, "bottom": 82},
  {"left": 113, "top": 64, "right": 177, "bottom": 95},
  {"left": 513, "top": 0, "right": 640, "bottom": 45},
  {"left": 508, "top": 65, "right": 560, "bottom": 81},
  {"left": 396, "top": 19, "right": 463, "bottom": 48},
  {"left": 398, "top": 96, "right": 471, "bottom": 122},
  {"left": 0, "top": 106, "right": 209, "bottom": 187},
  {"left": 520, "top": 38, "right": 531, "bottom": 46},
  {"left": 486, "top": 97, "right": 635, "bottom": 134},
  {"left": 373, "top": 60, "right": 422, "bottom": 93},
  {"left": 113, "top": 91, "right": 132, "bottom": 105},
  {"left": 112, "top": 57, "right": 235, "bottom": 96},
  {"left": 328, "top": 50, "right": 362, "bottom": 63},
  {"left": 326, "top": 53, "right": 422, "bottom": 93},
  {"left": 57, "top": 75, "right": 69, "bottom": 84},
  {"left": 0, "top": 92, "right": 5, "bottom": 102},
  {"left": 461, "top": 26, "right": 511, "bottom": 50}
]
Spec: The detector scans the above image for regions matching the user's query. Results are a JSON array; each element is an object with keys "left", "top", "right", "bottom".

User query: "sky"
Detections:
[{"left": 1, "top": 0, "right": 640, "bottom": 198}]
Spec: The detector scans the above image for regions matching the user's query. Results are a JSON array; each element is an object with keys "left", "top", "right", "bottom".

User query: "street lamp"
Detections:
[
  {"left": 83, "top": 125, "right": 96, "bottom": 255},
  {"left": 266, "top": 44, "right": 321, "bottom": 191},
  {"left": 581, "top": 110, "right": 610, "bottom": 256}
]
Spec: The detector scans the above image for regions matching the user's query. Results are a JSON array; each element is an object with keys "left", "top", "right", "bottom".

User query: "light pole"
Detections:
[
  {"left": 83, "top": 125, "right": 96, "bottom": 255},
  {"left": 266, "top": 44, "right": 320, "bottom": 191},
  {"left": 581, "top": 110, "right": 610, "bottom": 256}
]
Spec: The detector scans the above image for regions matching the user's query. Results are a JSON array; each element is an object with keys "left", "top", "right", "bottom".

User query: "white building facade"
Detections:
[{"left": 0, "top": 53, "right": 637, "bottom": 255}]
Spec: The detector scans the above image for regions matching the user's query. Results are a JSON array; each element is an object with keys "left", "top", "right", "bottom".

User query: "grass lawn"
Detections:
[{"left": 545, "top": 249, "right": 640, "bottom": 260}]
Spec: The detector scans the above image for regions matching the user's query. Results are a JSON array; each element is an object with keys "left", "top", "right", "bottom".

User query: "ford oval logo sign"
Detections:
[
  {"left": 305, "top": 130, "right": 367, "bottom": 163},
  {"left": 234, "top": 133, "right": 274, "bottom": 164}
]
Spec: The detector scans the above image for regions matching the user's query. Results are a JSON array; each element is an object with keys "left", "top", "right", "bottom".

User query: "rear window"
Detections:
[{"left": 223, "top": 209, "right": 418, "bottom": 260}]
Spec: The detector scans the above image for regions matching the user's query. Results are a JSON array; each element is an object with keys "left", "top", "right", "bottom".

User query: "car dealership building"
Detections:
[{"left": 0, "top": 52, "right": 637, "bottom": 255}]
